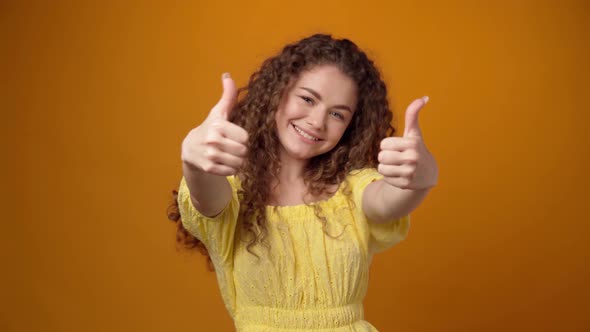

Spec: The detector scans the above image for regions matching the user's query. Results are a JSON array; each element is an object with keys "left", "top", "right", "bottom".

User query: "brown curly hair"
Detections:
[{"left": 167, "top": 33, "right": 398, "bottom": 271}]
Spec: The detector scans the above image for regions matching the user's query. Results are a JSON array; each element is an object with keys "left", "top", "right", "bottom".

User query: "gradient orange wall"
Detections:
[{"left": 3, "top": 1, "right": 589, "bottom": 331}]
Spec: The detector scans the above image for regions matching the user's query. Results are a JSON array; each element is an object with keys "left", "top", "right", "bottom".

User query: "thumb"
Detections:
[
  {"left": 213, "top": 72, "right": 238, "bottom": 120},
  {"left": 403, "top": 96, "right": 429, "bottom": 138}
]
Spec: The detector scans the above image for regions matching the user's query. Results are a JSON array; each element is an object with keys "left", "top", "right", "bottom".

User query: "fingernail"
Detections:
[
  {"left": 422, "top": 96, "right": 429, "bottom": 104},
  {"left": 222, "top": 72, "right": 230, "bottom": 79}
]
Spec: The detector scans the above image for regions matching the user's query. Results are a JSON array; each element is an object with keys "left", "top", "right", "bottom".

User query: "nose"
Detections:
[{"left": 305, "top": 108, "right": 327, "bottom": 131}]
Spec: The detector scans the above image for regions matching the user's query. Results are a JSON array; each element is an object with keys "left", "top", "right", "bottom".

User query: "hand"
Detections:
[
  {"left": 181, "top": 73, "right": 249, "bottom": 176},
  {"left": 377, "top": 96, "right": 438, "bottom": 190}
]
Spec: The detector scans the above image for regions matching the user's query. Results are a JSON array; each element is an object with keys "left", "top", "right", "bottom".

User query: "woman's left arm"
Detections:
[{"left": 363, "top": 97, "right": 439, "bottom": 223}]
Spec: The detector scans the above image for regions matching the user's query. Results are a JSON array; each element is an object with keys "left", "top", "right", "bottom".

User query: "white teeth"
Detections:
[{"left": 293, "top": 124, "right": 319, "bottom": 141}]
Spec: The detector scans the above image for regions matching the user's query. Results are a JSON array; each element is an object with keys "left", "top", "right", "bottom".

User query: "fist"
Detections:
[
  {"left": 181, "top": 73, "right": 249, "bottom": 176},
  {"left": 377, "top": 96, "right": 438, "bottom": 190}
]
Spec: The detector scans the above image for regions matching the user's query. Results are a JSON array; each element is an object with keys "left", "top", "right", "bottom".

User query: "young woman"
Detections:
[{"left": 168, "top": 34, "right": 438, "bottom": 331}]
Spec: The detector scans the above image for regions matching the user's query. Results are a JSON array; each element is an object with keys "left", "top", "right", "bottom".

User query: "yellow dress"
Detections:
[{"left": 177, "top": 168, "right": 410, "bottom": 331}]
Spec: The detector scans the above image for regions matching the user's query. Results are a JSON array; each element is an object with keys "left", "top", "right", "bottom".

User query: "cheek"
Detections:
[
  {"left": 280, "top": 97, "right": 304, "bottom": 118},
  {"left": 274, "top": 107, "right": 286, "bottom": 124},
  {"left": 274, "top": 108, "right": 292, "bottom": 136},
  {"left": 336, "top": 120, "right": 352, "bottom": 135},
  {"left": 329, "top": 121, "right": 352, "bottom": 142}
]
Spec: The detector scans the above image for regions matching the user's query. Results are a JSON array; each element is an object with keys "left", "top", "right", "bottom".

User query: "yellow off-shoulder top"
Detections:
[{"left": 177, "top": 168, "right": 410, "bottom": 331}]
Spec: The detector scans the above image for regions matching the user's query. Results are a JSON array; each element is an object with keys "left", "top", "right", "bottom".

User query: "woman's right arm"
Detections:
[{"left": 180, "top": 73, "right": 248, "bottom": 217}]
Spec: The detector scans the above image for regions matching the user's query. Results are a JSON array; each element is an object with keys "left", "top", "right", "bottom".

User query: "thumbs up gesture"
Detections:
[
  {"left": 377, "top": 97, "right": 438, "bottom": 190},
  {"left": 181, "top": 73, "right": 249, "bottom": 176}
]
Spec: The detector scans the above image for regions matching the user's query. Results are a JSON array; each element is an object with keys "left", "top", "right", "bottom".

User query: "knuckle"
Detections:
[
  {"left": 204, "top": 134, "right": 217, "bottom": 145},
  {"left": 201, "top": 163, "right": 215, "bottom": 173},
  {"left": 377, "top": 163, "right": 385, "bottom": 174},
  {"left": 380, "top": 138, "right": 390, "bottom": 149},
  {"left": 182, "top": 132, "right": 197, "bottom": 147},
  {"left": 209, "top": 165, "right": 226, "bottom": 175},
  {"left": 404, "top": 178, "right": 412, "bottom": 187},
  {"left": 405, "top": 151, "right": 419, "bottom": 163},
  {"left": 187, "top": 127, "right": 199, "bottom": 137},
  {"left": 211, "top": 165, "right": 226, "bottom": 175},
  {"left": 210, "top": 119, "right": 225, "bottom": 130},
  {"left": 180, "top": 151, "right": 192, "bottom": 164},
  {"left": 400, "top": 178, "right": 411, "bottom": 189},
  {"left": 204, "top": 147, "right": 218, "bottom": 160},
  {"left": 239, "top": 145, "right": 248, "bottom": 156},
  {"left": 404, "top": 137, "right": 416, "bottom": 145},
  {"left": 239, "top": 132, "right": 250, "bottom": 145}
]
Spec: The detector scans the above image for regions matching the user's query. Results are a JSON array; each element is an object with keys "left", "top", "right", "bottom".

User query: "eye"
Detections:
[
  {"left": 299, "top": 95, "right": 314, "bottom": 105},
  {"left": 329, "top": 111, "right": 345, "bottom": 120}
]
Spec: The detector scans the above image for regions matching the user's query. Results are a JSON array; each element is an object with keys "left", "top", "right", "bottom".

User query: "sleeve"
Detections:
[
  {"left": 350, "top": 168, "right": 411, "bottom": 255},
  {"left": 176, "top": 176, "right": 240, "bottom": 262}
]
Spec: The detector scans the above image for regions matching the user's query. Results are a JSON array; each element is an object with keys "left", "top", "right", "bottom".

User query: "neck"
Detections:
[{"left": 277, "top": 150, "right": 308, "bottom": 183}]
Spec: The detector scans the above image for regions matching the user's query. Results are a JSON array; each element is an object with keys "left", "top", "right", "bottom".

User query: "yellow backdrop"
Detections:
[{"left": 3, "top": 0, "right": 589, "bottom": 331}]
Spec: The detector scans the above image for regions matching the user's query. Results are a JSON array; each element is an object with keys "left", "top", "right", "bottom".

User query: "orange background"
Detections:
[{"left": 3, "top": 0, "right": 589, "bottom": 331}]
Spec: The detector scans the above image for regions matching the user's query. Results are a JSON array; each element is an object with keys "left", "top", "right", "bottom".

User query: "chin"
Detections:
[
  {"left": 285, "top": 148, "right": 316, "bottom": 161},
  {"left": 284, "top": 142, "right": 337, "bottom": 161}
]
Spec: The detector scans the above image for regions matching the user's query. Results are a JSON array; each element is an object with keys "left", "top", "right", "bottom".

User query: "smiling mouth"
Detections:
[{"left": 291, "top": 123, "right": 322, "bottom": 141}]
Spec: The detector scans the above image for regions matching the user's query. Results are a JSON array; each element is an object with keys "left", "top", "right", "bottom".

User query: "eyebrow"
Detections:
[{"left": 298, "top": 87, "right": 353, "bottom": 113}]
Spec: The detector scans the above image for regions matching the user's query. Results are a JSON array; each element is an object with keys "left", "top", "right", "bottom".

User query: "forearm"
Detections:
[
  {"left": 363, "top": 179, "right": 431, "bottom": 223},
  {"left": 182, "top": 161, "right": 232, "bottom": 217}
]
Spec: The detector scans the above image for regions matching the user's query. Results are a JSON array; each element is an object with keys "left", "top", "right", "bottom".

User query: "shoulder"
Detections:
[
  {"left": 340, "top": 168, "right": 383, "bottom": 210},
  {"left": 227, "top": 175, "right": 241, "bottom": 190},
  {"left": 346, "top": 168, "right": 382, "bottom": 187}
]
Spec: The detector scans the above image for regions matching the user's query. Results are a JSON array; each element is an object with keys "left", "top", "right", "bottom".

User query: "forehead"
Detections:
[{"left": 293, "top": 65, "right": 358, "bottom": 107}]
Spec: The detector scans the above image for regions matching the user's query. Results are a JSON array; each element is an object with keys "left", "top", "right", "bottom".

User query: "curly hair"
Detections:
[{"left": 167, "top": 33, "right": 397, "bottom": 270}]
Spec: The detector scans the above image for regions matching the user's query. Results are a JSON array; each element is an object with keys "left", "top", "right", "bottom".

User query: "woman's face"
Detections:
[{"left": 275, "top": 65, "right": 358, "bottom": 162}]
